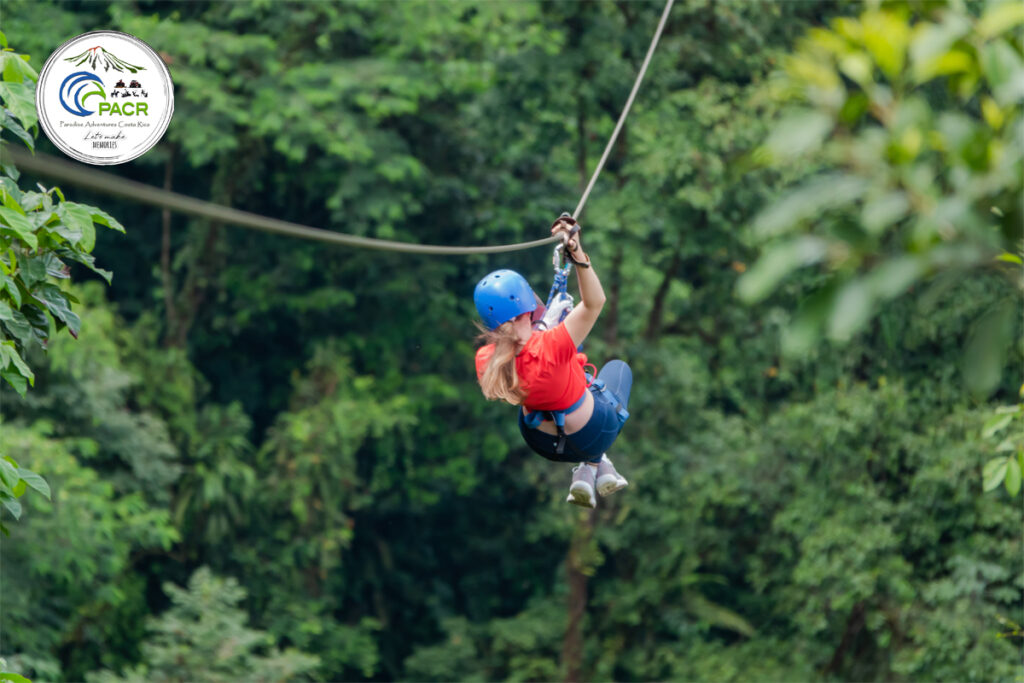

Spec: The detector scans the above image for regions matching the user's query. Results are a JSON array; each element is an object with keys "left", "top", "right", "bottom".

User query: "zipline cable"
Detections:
[
  {"left": 7, "top": 147, "right": 556, "bottom": 255},
  {"left": 572, "top": 0, "right": 674, "bottom": 221},
  {"left": 7, "top": 0, "right": 674, "bottom": 253}
]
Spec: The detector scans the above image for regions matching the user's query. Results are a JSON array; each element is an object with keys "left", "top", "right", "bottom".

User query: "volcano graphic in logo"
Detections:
[
  {"left": 63, "top": 46, "right": 144, "bottom": 73},
  {"left": 59, "top": 72, "right": 107, "bottom": 117},
  {"left": 36, "top": 31, "right": 174, "bottom": 165}
]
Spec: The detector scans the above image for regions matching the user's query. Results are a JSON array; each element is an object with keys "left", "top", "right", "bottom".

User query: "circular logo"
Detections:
[{"left": 36, "top": 31, "right": 174, "bottom": 165}]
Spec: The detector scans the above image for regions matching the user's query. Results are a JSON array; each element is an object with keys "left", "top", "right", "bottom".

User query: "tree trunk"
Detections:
[
  {"left": 165, "top": 167, "right": 236, "bottom": 348},
  {"left": 561, "top": 508, "right": 595, "bottom": 682},
  {"left": 603, "top": 247, "right": 622, "bottom": 347},
  {"left": 160, "top": 144, "right": 178, "bottom": 346},
  {"left": 167, "top": 221, "right": 221, "bottom": 348},
  {"left": 644, "top": 234, "right": 685, "bottom": 341}
]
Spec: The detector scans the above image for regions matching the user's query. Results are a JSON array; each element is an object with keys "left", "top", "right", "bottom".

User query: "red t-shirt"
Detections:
[{"left": 475, "top": 323, "right": 588, "bottom": 412}]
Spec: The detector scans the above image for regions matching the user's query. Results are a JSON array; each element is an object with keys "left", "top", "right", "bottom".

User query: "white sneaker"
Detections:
[
  {"left": 566, "top": 463, "right": 597, "bottom": 508},
  {"left": 595, "top": 454, "right": 628, "bottom": 496}
]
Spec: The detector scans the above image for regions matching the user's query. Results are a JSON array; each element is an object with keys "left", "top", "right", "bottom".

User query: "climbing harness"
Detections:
[
  {"left": 5, "top": 0, "right": 675, "bottom": 255},
  {"left": 521, "top": 374, "right": 630, "bottom": 457}
]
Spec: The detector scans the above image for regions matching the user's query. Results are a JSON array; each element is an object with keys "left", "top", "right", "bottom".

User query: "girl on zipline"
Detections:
[{"left": 473, "top": 217, "right": 632, "bottom": 508}]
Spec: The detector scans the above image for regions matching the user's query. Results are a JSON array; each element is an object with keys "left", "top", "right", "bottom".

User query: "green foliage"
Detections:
[
  {"left": 4, "top": 3, "right": 1022, "bottom": 682},
  {"left": 86, "top": 567, "right": 319, "bottom": 683},
  {"left": 404, "top": 603, "right": 564, "bottom": 681},
  {"left": 0, "top": 452, "right": 49, "bottom": 535},
  {"left": 981, "top": 388, "right": 1024, "bottom": 496},
  {"left": 1, "top": 421, "right": 179, "bottom": 681},
  {"left": 739, "top": 1, "right": 1023, "bottom": 372},
  {"left": 0, "top": 34, "right": 126, "bottom": 397},
  {"left": 0, "top": 658, "right": 31, "bottom": 683}
]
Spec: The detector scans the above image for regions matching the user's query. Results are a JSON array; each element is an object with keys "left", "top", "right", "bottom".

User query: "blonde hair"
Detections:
[{"left": 476, "top": 320, "right": 527, "bottom": 405}]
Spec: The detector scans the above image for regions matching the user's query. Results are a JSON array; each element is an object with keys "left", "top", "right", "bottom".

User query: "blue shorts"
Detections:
[{"left": 518, "top": 360, "right": 632, "bottom": 463}]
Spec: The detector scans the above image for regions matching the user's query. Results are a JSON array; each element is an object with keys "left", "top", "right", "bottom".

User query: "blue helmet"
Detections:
[{"left": 474, "top": 269, "right": 538, "bottom": 329}]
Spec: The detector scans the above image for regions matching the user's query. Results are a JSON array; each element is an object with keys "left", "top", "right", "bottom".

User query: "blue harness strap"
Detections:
[{"left": 522, "top": 390, "right": 588, "bottom": 430}]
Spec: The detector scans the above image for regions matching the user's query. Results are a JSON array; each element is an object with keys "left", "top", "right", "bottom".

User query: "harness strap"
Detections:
[{"left": 522, "top": 390, "right": 588, "bottom": 429}]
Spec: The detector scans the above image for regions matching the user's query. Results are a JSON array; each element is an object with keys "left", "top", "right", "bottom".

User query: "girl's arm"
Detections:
[{"left": 553, "top": 220, "right": 606, "bottom": 347}]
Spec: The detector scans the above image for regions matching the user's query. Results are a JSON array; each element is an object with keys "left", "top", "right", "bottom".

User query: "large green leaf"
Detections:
[
  {"left": 59, "top": 202, "right": 97, "bottom": 251},
  {"left": 0, "top": 81, "right": 35, "bottom": 131},
  {"left": 16, "top": 467, "right": 50, "bottom": 500},
  {"left": 56, "top": 247, "right": 112, "bottom": 284},
  {"left": 0, "top": 301, "right": 32, "bottom": 345},
  {"left": 752, "top": 174, "right": 868, "bottom": 238},
  {"left": 983, "top": 456, "right": 1009, "bottom": 492},
  {"left": 736, "top": 236, "right": 828, "bottom": 304},
  {"left": 0, "top": 457, "right": 18, "bottom": 490},
  {"left": 980, "top": 39, "right": 1024, "bottom": 105},
  {"left": 0, "top": 366, "right": 27, "bottom": 397},
  {"left": 0, "top": 340, "right": 32, "bottom": 386},
  {"left": 89, "top": 206, "right": 126, "bottom": 233},
  {"left": 963, "top": 298, "right": 1016, "bottom": 397},
  {"left": 19, "top": 254, "right": 49, "bottom": 288},
  {"left": 977, "top": 2, "right": 1024, "bottom": 39},
  {"left": 1004, "top": 457, "right": 1021, "bottom": 496},
  {"left": 0, "top": 496, "right": 21, "bottom": 520},
  {"left": 0, "top": 272, "right": 21, "bottom": 307},
  {"left": 0, "top": 205, "right": 36, "bottom": 248},
  {"left": 826, "top": 278, "right": 873, "bottom": 342},
  {"left": 982, "top": 413, "right": 1014, "bottom": 438},
  {"left": 0, "top": 671, "right": 33, "bottom": 683},
  {"left": 0, "top": 50, "right": 37, "bottom": 83},
  {"left": 31, "top": 282, "right": 81, "bottom": 338},
  {"left": 0, "top": 109, "right": 34, "bottom": 151}
]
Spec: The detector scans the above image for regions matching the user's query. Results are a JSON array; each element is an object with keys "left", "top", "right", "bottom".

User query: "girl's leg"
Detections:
[{"left": 597, "top": 359, "right": 632, "bottom": 411}]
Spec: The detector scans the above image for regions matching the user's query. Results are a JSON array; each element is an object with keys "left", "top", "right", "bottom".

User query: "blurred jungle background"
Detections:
[{"left": 0, "top": 1, "right": 1021, "bottom": 681}]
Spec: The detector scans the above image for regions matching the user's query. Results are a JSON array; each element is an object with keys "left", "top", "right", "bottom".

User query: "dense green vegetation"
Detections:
[{"left": 1, "top": 1, "right": 1021, "bottom": 681}]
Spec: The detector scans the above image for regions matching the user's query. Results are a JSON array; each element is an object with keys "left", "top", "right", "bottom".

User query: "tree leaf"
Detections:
[
  {"left": 0, "top": 81, "right": 36, "bottom": 131},
  {"left": 0, "top": 301, "right": 32, "bottom": 345},
  {"left": 0, "top": 205, "right": 36, "bottom": 249},
  {"left": 827, "top": 278, "right": 874, "bottom": 342},
  {"left": 0, "top": 341, "right": 33, "bottom": 386},
  {"left": 56, "top": 247, "right": 112, "bottom": 284},
  {"left": 982, "top": 413, "right": 1014, "bottom": 438},
  {"left": 0, "top": 366, "right": 27, "bottom": 397},
  {"left": 61, "top": 202, "right": 97, "bottom": 251},
  {"left": 867, "top": 257, "right": 925, "bottom": 300},
  {"left": 16, "top": 468, "right": 50, "bottom": 500},
  {"left": 753, "top": 174, "right": 868, "bottom": 238},
  {"left": 980, "top": 40, "right": 1024, "bottom": 106},
  {"left": 1004, "top": 457, "right": 1022, "bottom": 496},
  {"left": 977, "top": 2, "right": 1024, "bottom": 39},
  {"left": 19, "top": 254, "right": 48, "bottom": 288},
  {"left": 0, "top": 109, "right": 34, "bottom": 151},
  {"left": 736, "top": 236, "right": 828, "bottom": 304},
  {"left": 0, "top": 50, "right": 37, "bottom": 83},
  {"left": 0, "top": 272, "right": 21, "bottom": 307},
  {"left": 31, "top": 283, "right": 81, "bottom": 338},
  {"left": 861, "top": 192, "right": 910, "bottom": 234},
  {"left": 781, "top": 283, "right": 837, "bottom": 357},
  {"left": 684, "top": 594, "right": 756, "bottom": 637},
  {"left": 0, "top": 457, "right": 18, "bottom": 489},
  {"left": 963, "top": 298, "right": 1016, "bottom": 397},
  {"left": 763, "top": 109, "right": 833, "bottom": 161},
  {"left": 89, "top": 206, "right": 126, "bottom": 233},
  {"left": 983, "top": 456, "right": 1009, "bottom": 492},
  {"left": 0, "top": 496, "right": 22, "bottom": 520},
  {"left": 0, "top": 672, "right": 33, "bottom": 683}
]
